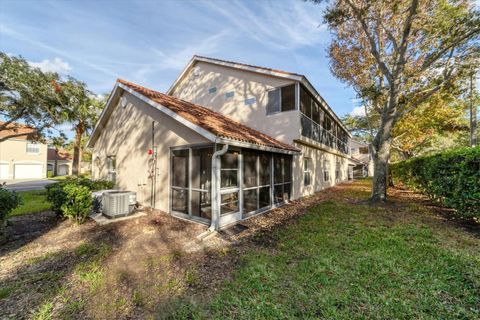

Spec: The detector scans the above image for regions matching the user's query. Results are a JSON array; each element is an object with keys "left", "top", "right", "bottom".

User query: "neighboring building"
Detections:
[
  {"left": 350, "top": 139, "right": 373, "bottom": 178},
  {"left": 47, "top": 147, "right": 73, "bottom": 176},
  {"left": 0, "top": 122, "right": 48, "bottom": 180},
  {"left": 87, "top": 56, "right": 352, "bottom": 230}
]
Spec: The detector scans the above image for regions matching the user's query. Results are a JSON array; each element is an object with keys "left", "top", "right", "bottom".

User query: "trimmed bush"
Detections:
[
  {"left": 45, "top": 178, "right": 114, "bottom": 222},
  {"left": 391, "top": 147, "right": 480, "bottom": 219},
  {"left": 0, "top": 184, "right": 22, "bottom": 242},
  {"left": 60, "top": 184, "right": 93, "bottom": 224}
]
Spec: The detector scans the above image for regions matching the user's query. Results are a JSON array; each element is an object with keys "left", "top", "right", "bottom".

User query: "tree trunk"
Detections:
[
  {"left": 371, "top": 139, "right": 391, "bottom": 202},
  {"left": 72, "top": 122, "right": 84, "bottom": 176}
]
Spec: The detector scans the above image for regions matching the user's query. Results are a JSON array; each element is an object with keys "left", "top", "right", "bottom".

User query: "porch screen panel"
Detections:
[
  {"left": 171, "top": 150, "right": 189, "bottom": 214},
  {"left": 273, "top": 155, "right": 292, "bottom": 204},
  {"left": 191, "top": 147, "right": 213, "bottom": 219},
  {"left": 243, "top": 151, "right": 271, "bottom": 215},
  {"left": 220, "top": 150, "right": 240, "bottom": 216}
]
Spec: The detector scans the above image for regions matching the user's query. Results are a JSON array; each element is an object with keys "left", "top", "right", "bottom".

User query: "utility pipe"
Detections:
[{"left": 209, "top": 143, "right": 229, "bottom": 231}]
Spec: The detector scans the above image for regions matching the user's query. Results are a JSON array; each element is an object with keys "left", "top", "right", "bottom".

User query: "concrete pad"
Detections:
[{"left": 91, "top": 211, "right": 147, "bottom": 225}]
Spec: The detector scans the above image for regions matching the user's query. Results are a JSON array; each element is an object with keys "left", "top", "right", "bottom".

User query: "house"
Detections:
[
  {"left": 87, "top": 56, "right": 352, "bottom": 230},
  {"left": 0, "top": 122, "right": 48, "bottom": 180},
  {"left": 350, "top": 139, "right": 373, "bottom": 178},
  {"left": 47, "top": 147, "right": 73, "bottom": 176}
]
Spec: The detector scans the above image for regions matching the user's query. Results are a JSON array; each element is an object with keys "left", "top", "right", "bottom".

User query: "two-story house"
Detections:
[
  {"left": 87, "top": 56, "right": 351, "bottom": 230},
  {"left": 0, "top": 122, "right": 48, "bottom": 180},
  {"left": 350, "top": 139, "right": 374, "bottom": 178}
]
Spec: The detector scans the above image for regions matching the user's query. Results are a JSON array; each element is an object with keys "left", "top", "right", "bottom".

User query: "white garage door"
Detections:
[
  {"left": 14, "top": 164, "right": 43, "bottom": 179},
  {"left": 58, "top": 165, "right": 68, "bottom": 176},
  {"left": 0, "top": 164, "right": 9, "bottom": 179}
]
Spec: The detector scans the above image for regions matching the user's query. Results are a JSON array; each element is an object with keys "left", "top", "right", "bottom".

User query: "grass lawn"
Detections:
[
  {"left": 9, "top": 190, "right": 51, "bottom": 217},
  {"left": 170, "top": 183, "right": 480, "bottom": 319}
]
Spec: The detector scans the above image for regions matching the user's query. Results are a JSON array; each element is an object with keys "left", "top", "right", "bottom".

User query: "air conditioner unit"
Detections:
[
  {"left": 102, "top": 191, "right": 136, "bottom": 218},
  {"left": 92, "top": 189, "right": 116, "bottom": 213}
]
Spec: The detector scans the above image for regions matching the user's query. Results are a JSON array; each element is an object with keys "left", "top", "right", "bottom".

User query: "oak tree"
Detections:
[{"left": 317, "top": 0, "right": 479, "bottom": 201}]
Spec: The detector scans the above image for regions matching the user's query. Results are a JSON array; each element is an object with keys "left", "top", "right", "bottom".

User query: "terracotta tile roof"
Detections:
[
  {"left": 194, "top": 55, "right": 303, "bottom": 77},
  {"left": 0, "top": 121, "right": 38, "bottom": 140},
  {"left": 118, "top": 79, "right": 300, "bottom": 153},
  {"left": 48, "top": 148, "right": 72, "bottom": 161}
]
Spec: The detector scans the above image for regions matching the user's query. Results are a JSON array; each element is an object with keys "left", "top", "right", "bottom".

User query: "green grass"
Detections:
[
  {"left": 9, "top": 190, "right": 51, "bottom": 217},
  {"left": 171, "top": 200, "right": 480, "bottom": 319}
]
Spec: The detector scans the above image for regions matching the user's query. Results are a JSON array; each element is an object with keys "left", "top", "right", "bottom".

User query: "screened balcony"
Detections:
[{"left": 170, "top": 144, "right": 292, "bottom": 226}]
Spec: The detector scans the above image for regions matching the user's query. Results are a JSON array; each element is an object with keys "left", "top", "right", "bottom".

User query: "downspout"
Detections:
[{"left": 209, "top": 143, "right": 229, "bottom": 231}]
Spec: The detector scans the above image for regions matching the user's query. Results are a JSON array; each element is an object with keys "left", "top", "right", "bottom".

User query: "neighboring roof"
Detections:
[
  {"left": 88, "top": 79, "right": 300, "bottom": 153},
  {"left": 48, "top": 148, "right": 72, "bottom": 161},
  {"left": 0, "top": 121, "right": 38, "bottom": 140},
  {"left": 166, "top": 55, "right": 351, "bottom": 136}
]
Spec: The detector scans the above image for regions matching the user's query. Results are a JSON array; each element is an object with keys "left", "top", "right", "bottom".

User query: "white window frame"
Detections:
[
  {"left": 26, "top": 142, "right": 40, "bottom": 154},
  {"left": 303, "top": 157, "right": 312, "bottom": 187}
]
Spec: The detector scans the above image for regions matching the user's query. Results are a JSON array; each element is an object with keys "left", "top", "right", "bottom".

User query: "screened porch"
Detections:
[{"left": 170, "top": 144, "right": 293, "bottom": 228}]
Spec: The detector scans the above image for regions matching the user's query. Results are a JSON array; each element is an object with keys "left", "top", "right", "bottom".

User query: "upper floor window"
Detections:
[
  {"left": 244, "top": 97, "right": 256, "bottom": 105},
  {"left": 26, "top": 143, "right": 40, "bottom": 154},
  {"left": 266, "top": 84, "right": 296, "bottom": 115},
  {"left": 359, "top": 147, "right": 369, "bottom": 154},
  {"left": 225, "top": 91, "right": 234, "bottom": 100},
  {"left": 208, "top": 87, "right": 217, "bottom": 94}
]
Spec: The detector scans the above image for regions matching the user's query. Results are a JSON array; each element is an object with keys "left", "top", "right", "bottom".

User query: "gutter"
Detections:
[{"left": 209, "top": 143, "right": 229, "bottom": 231}]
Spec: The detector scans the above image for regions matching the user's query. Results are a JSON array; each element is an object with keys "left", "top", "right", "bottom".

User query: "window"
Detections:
[
  {"left": 26, "top": 143, "right": 40, "bottom": 154},
  {"left": 304, "top": 158, "right": 312, "bottom": 186},
  {"left": 266, "top": 84, "right": 296, "bottom": 114},
  {"left": 171, "top": 150, "right": 189, "bottom": 214},
  {"left": 323, "top": 160, "right": 330, "bottom": 182},
  {"left": 208, "top": 87, "right": 217, "bottom": 94},
  {"left": 359, "top": 147, "right": 369, "bottom": 154},
  {"left": 281, "top": 84, "right": 296, "bottom": 111},
  {"left": 225, "top": 91, "right": 234, "bottom": 99},
  {"left": 107, "top": 155, "right": 116, "bottom": 183},
  {"left": 244, "top": 97, "right": 256, "bottom": 105}
]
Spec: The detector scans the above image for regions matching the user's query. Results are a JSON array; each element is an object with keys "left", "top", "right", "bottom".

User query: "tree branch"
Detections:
[{"left": 344, "top": 0, "right": 394, "bottom": 83}]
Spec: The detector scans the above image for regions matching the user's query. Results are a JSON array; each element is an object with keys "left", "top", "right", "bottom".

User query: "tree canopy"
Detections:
[
  {"left": 0, "top": 53, "right": 64, "bottom": 142},
  {"left": 317, "top": 0, "right": 479, "bottom": 201}
]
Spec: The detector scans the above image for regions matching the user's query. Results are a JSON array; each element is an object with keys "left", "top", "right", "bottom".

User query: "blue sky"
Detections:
[{"left": 2, "top": 0, "right": 369, "bottom": 138}]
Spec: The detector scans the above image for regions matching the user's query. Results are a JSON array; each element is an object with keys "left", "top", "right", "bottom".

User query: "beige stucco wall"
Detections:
[
  {"left": 171, "top": 61, "right": 301, "bottom": 145},
  {"left": 0, "top": 139, "right": 48, "bottom": 179},
  {"left": 291, "top": 142, "right": 350, "bottom": 200},
  {"left": 91, "top": 90, "right": 210, "bottom": 212}
]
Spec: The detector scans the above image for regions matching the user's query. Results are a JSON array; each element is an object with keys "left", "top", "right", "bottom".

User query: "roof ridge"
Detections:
[{"left": 192, "top": 55, "right": 304, "bottom": 77}]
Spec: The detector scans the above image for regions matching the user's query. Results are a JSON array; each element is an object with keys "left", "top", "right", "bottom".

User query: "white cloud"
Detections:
[
  {"left": 205, "top": 0, "right": 327, "bottom": 50},
  {"left": 350, "top": 106, "right": 366, "bottom": 117},
  {"left": 29, "top": 57, "right": 72, "bottom": 74}
]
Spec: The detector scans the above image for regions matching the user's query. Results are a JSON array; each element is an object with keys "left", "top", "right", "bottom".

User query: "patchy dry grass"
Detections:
[{"left": 0, "top": 180, "right": 478, "bottom": 319}]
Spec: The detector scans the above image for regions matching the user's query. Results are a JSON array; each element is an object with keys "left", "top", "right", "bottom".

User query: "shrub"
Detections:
[
  {"left": 391, "top": 147, "right": 480, "bottom": 219},
  {"left": 45, "top": 178, "right": 114, "bottom": 222},
  {"left": 45, "top": 182, "right": 67, "bottom": 214},
  {"left": 61, "top": 184, "right": 93, "bottom": 224},
  {"left": 0, "top": 184, "right": 22, "bottom": 242}
]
